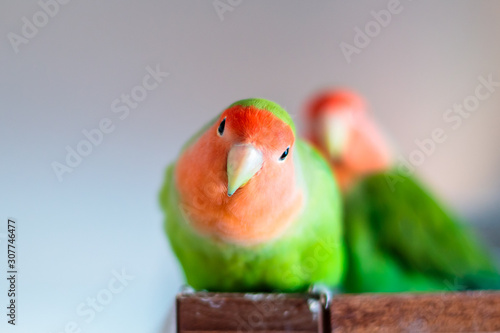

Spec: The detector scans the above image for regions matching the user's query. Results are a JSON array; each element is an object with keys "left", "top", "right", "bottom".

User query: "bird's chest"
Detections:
[{"left": 180, "top": 185, "right": 304, "bottom": 246}]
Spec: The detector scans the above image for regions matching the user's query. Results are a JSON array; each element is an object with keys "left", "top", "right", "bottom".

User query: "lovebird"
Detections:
[
  {"left": 160, "top": 98, "right": 344, "bottom": 292},
  {"left": 304, "top": 89, "right": 500, "bottom": 293}
]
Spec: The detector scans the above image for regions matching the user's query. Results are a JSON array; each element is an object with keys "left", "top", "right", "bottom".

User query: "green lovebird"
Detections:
[
  {"left": 160, "top": 98, "right": 345, "bottom": 292},
  {"left": 304, "top": 89, "right": 500, "bottom": 293}
]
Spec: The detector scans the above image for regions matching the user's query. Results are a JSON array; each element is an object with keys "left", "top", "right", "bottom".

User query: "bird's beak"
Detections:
[
  {"left": 227, "top": 144, "right": 264, "bottom": 197},
  {"left": 321, "top": 113, "right": 351, "bottom": 160}
]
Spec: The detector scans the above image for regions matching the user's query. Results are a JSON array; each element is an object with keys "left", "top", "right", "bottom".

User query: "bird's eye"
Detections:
[
  {"left": 279, "top": 147, "right": 290, "bottom": 161},
  {"left": 217, "top": 117, "right": 226, "bottom": 136}
]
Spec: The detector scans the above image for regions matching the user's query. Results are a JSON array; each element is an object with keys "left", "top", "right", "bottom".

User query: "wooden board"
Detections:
[
  {"left": 177, "top": 292, "right": 325, "bottom": 333},
  {"left": 330, "top": 291, "right": 500, "bottom": 332}
]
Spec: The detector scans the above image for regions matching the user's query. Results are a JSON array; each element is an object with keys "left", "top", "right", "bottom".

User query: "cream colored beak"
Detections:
[
  {"left": 321, "top": 113, "right": 351, "bottom": 160},
  {"left": 227, "top": 144, "right": 263, "bottom": 197}
]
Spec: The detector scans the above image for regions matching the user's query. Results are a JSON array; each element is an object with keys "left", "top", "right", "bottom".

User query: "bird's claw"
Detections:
[{"left": 308, "top": 284, "right": 336, "bottom": 307}]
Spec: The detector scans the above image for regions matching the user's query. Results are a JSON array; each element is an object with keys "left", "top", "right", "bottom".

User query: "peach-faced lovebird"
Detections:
[
  {"left": 160, "top": 98, "right": 344, "bottom": 292},
  {"left": 304, "top": 89, "right": 500, "bottom": 293}
]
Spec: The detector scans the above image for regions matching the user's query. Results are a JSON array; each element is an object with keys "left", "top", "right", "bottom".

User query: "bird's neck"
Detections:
[
  {"left": 332, "top": 155, "right": 389, "bottom": 193},
  {"left": 332, "top": 163, "right": 358, "bottom": 192}
]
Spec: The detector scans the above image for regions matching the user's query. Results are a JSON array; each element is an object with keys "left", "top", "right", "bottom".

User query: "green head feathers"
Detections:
[{"left": 229, "top": 98, "right": 296, "bottom": 135}]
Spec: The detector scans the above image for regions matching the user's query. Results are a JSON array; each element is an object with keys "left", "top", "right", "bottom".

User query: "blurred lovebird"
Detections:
[
  {"left": 160, "top": 98, "right": 344, "bottom": 292},
  {"left": 304, "top": 89, "right": 500, "bottom": 293}
]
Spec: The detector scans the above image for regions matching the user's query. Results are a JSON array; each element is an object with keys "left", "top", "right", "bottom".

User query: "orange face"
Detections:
[
  {"left": 305, "top": 89, "right": 391, "bottom": 190},
  {"left": 175, "top": 105, "right": 303, "bottom": 245},
  {"left": 306, "top": 89, "right": 365, "bottom": 157}
]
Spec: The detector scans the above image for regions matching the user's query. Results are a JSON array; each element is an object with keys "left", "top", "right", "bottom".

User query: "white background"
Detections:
[{"left": 1, "top": 1, "right": 500, "bottom": 332}]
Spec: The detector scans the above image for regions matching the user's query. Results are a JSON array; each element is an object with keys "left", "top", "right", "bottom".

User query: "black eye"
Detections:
[
  {"left": 217, "top": 118, "right": 226, "bottom": 136},
  {"left": 279, "top": 147, "right": 290, "bottom": 161}
]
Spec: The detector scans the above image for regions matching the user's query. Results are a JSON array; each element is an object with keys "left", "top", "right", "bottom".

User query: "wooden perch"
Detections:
[
  {"left": 330, "top": 291, "right": 500, "bottom": 332},
  {"left": 177, "top": 291, "right": 500, "bottom": 332},
  {"left": 177, "top": 292, "right": 325, "bottom": 332}
]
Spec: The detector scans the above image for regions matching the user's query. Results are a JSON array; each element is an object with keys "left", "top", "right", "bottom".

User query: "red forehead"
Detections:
[
  {"left": 221, "top": 105, "right": 294, "bottom": 150},
  {"left": 308, "top": 90, "right": 366, "bottom": 118}
]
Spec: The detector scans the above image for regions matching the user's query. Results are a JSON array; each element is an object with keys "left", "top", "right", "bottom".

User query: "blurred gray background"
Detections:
[{"left": 1, "top": 1, "right": 500, "bottom": 332}]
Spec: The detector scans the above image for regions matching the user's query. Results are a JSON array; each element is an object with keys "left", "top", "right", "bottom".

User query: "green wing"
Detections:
[
  {"left": 343, "top": 189, "right": 448, "bottom": 293},
  {"left": 343, "top": 170, "right": 500, "bottom": 293}
]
